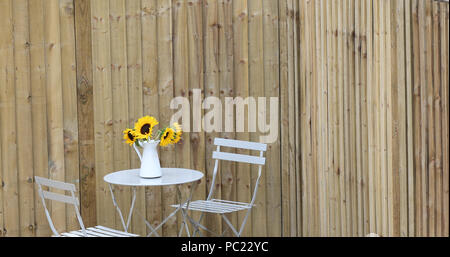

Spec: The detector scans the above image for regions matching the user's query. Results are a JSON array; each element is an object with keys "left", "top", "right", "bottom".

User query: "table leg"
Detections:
[
  {"left": 146, "top": 182, "right": 198, "bottom": 237},
  {"left": 176, "top": 182, "right": 197, "bottom": 237},
  {"left": 108, "top": 184, "right": 137, "bottom": 233}
]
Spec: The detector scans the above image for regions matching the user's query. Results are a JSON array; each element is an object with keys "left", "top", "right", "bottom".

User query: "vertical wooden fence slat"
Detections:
[
  {"left": 141, "top": 0, "right": 162, "bottom": 233},
  {"left": 360, "top": 0, "right": 370, "bottom": 236},
  {"left": 74, "top": 0, "right": 96, "bottom": 228},
  {"left": 440, "top": 2, "right": 449, "bottom": 238},
  {"left": 325, "top": 0, "right": 335, "bottom": 236},
  {"left": 432, "top": 1, "right": 442, "bottom": 238},
  {"left": 348, "top": 0, "right": 357, "bottom": 237},
  {"left": 424, "top": 0, "right": 435, "bottom": 238},
  {"left": 156, "top": 0, "right": 176, "bottom": 236},
  {"left": 411, "top": 0, "right": 423, "bottom": 237},
  {"left": 248, "top": 0, "right": 266, "bottom": 237},
  {"left": 30, "top": 0, "right": 50, "bottom": 236},
  {"left": 125, "top": 0, "right": 145, "bottom": 236},
  {"left": 109, "top": 0, "right": 129, "bottom": 233},
  {"left": 279, "top": 0, "right": 290, "bottom": 237},
  {"left": 387, "top": 0, "right": 397, "bottom": 237},
  {"left": 187, "top": 0, "right": 206, "bottom": 235},
  {"left": 59, "top": 0, "right": 80, "bottom": 232},
  {"left": 315, "top": 0, "right": 328, "bottom": 237},
  {"left": 0, "top": 0, "right": 19, "bottom": 237},
  {"left": 13, "top": 0, "right": 35, "bottom": 237},
  {"left": 287, "top": 0, "right": 298, "bottom": 237},
  {"left": 233, "top": 0, "right": 251, "bottom": 237},
  {"left": 204, "top": 0, "right": 222, "bottom": 236},
  {"left": 91, "top": 0, "right": 114, "bottom": 229},
  {"left": 262, "top": 0, "right": 281, "bottom": 237},
  {"left": 218, "top": 0, "right": 236, "bottom": 237},
  {"left": 404, "top": 0, "right": 415, "bottom": 237},
  {"left": 44, "top": 0, "right": 67, "bottom": 234},
  {"left": 173, "top": 0, "right": 191, "bottom": 233}
]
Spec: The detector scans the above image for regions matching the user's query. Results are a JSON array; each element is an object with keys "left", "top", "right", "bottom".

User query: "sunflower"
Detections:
[
  {"left": 160, "top": 127, "right": 175, "bottom": 147},
  {"left": 123, "top": 129, "right": 137, "bottom": 145},
  {"left": 134, "top": 116, "right": 159, "bottom": 140},
  {"left": 172, "top": 122, "right": 182, "bottom": 143}
]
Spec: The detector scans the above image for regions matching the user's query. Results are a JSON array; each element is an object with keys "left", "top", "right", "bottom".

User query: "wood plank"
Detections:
[
  {"left": 347, "top": 0, "right": 357, "bottom": 237},
  {"left": 354, "top": 0, "right": 362, "bottom": 236},
  {"left": 187, "top": 0, "right": 206, "bottom": 235},
  {"left": 172, "top": 0, "right": 191, "bottom": 234},
  {"left": 342, "top": 0, "right": 352, "bottom": 236},
  {"left": 29, "top": 0, "right": 51, "bottom": 237},
  {"left": 204, "top": 0, "right": 222, "bottom": 236},
  {"left": 425, "top": 0, "right": 435, "bottom": 237},
  {"left": 316, "top": 0, "right": 329, "bottom": 237},
  {"left": 279, "top": 0, "right": 290, "bottom": 236},
  {"left": 12, "top": 0, "right": 35, "bottom": 237},
  {"left": 294, "top": 0, "right": 301, "bottom": 236},
  {"left": 411, "top": 0, "right": 423, "bottom": 236},
  {"left": 289, "top": 0, "right": 299, "bottom": 237},
  {"left": 248, "top": 0, "right": 266, "bottom": 237},
  {"left": 91, "top": 0, "right": 114, "bottom": 229},
  {"left": 359, "top": 0, "right": 370, "bottom": 236},
  {"left": 74, "top": 0, "right": 96, "bottom": 228},
  {"left": 337, "top": 0, "right": 347, "bottom": 236},
  {"left": 262, "top": 0, "right": 281, "bottom": 237},
  {"left": 0, "top": 0, "right": 19, "bottom": 236},
  {"left": 325, "top": 0, "right": 336, "bottom": 236},
  {"left": 387, "top": 0, "right": 396, "bottom": 237},
  {"left": 44, "top": 0, "right": 67, "bottom": 234},
  {"left": 59, "top": 0, "right": 80, "bottom": 233},
  {"left": 109, "top": 0, "right": 129, "bottom": 233},
  {"left": 440, "top": 2, "right": 449, "bottom": 237},
  {"left": 432, "top": 1, "right": 442, "bottom": 237},
  {"left": 232, "top": 0, "right": 251, "bottom": 237},
  {"left": 124, "top": 0, "right": 145, "bottom": 236},
  {"left": 404, "top": 0, "right": 415, "bottom": 237},
  {"left": 141, "top": 0, "right": 162, "bottom": 234},
  {"left": 157, "top": 0, "right": 176, "bottom": 236},
  {"left": 395, "top": 0, "right": 408, "bottom": 237},
  {"left": 366, "top": 0, "right": 377, "bottom": 234}
]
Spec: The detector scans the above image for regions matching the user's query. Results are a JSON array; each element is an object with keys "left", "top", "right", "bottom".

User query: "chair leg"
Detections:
[{"left": 221, "top": 214, "right": 240, "bottom": 237}]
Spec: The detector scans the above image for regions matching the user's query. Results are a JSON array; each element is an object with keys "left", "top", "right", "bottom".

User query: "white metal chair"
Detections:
[
  {"left": 172, "top": 138, "right": 267, "bottom": 237},
  {"left": 35, "top": 176, "right": 139, "bottom": 237}
]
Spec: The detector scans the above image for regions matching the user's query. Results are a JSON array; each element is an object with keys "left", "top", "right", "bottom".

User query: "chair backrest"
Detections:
[
  {"left": 207, "top": 138, "right": 267, "bottom": 203},
  {"left": 35, "top": 176, "right": 86, "bottom": 236}
]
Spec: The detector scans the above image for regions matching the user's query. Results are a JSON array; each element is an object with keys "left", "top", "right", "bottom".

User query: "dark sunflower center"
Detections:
[
  {"left": 140, "top": 124, "right": 151, "bottom": 135},
  {"left": 163, "top": 132, "right": 169, "bottom": 140},
  {"left": 127, "top": 132, "right": 135, "bottom": 141}
]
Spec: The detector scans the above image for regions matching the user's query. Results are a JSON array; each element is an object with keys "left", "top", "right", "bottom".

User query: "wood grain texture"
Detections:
[
  {"left": 74, "top": 0, "right": 96, "bottom": 228},
  {"left": 0, "top": 0, "right": 448, "bottom": 237}
]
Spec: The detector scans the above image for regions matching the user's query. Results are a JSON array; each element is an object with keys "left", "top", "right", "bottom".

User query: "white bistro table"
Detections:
[{"left": 104, "top": 168, "right": 203, "bottom": 237}]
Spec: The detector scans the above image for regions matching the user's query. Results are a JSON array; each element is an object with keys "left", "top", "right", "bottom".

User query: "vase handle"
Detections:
[{"left": 133, "top": 143, "right": 142, "bottom": 161}]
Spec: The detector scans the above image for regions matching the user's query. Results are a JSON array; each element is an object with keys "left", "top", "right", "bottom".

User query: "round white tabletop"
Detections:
[{"left": 104, "top": 168, "right": 204, "bottom": 187}]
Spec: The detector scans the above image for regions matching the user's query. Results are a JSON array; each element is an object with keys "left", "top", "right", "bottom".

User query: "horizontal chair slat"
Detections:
[
  {"left": 214, "top": 138, "right": 267, "bottom": 151},
  {"left": 212, "top": 151, "right": 265, "bottom": 165},
  {"left": 42, "top": 190, "right": 78, "bottom": 205},
  {"left": 35, "top": 176, "right": 76, "bottom": 192}
]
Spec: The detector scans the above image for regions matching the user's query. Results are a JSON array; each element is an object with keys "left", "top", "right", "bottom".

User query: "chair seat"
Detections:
[
  {"left": 171, "top": 199, "right": 253, "bottom": 214},
  {"left": 57, "top": 225, "right": 139, "bottom": 237}
]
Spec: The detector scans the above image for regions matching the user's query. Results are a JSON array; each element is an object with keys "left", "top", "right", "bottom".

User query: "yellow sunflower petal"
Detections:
[
  {"left": 134, "top": 116, "right": 159, "bottom": 139},
  {"left": 160, "top": 127, "right": 175, "bottom": 147},
  {"left": 172, "top": 122, "right": 182, "bottom": 143},
  {"left": 123, "top": 129, "right": 137, "bottom": 146}
]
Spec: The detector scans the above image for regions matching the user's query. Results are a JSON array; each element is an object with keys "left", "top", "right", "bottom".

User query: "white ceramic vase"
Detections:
[{"left": 133, "top": 140, "right": 162, "bottom": 178}]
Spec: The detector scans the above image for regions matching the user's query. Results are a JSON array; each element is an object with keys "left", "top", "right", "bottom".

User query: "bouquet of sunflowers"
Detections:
[{"left": 123, "top": 116, "right": 182, "bottom": 147}]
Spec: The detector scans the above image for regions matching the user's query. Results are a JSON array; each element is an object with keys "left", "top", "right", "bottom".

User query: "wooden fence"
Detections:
[{"left": 0, "top": 0, "right": 448, "bottom": 237}]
